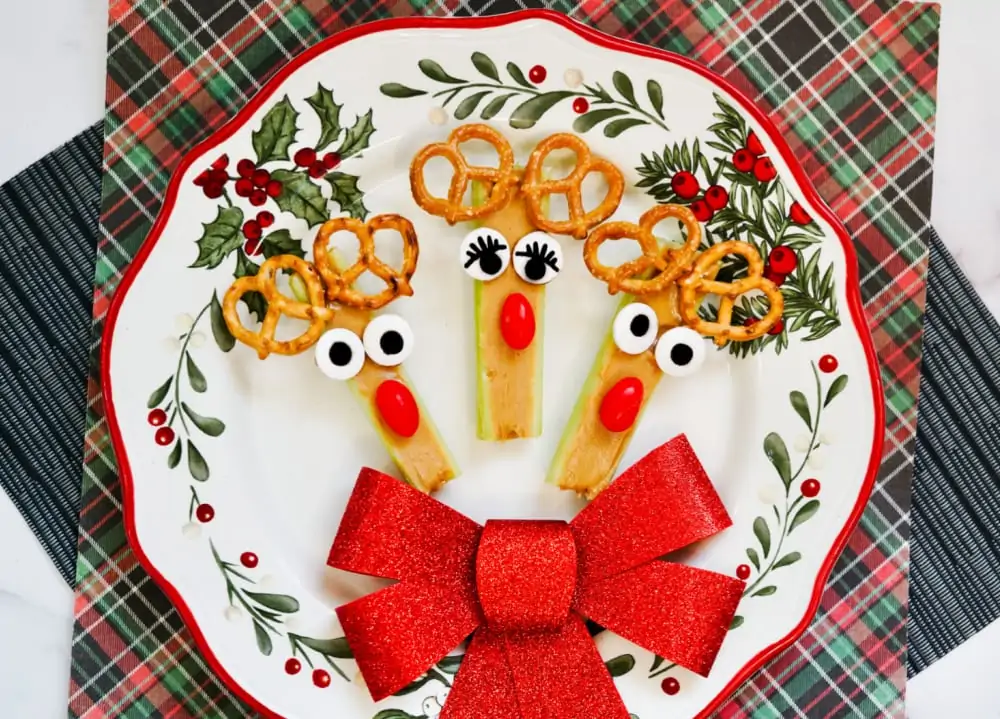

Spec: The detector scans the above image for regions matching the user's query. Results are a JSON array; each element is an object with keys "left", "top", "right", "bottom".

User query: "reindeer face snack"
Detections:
[
  {"left": 548, "top": 205, "right": 784, "bottom": 498},
  {"left": 410, "top": 123, "right": 624, "bottom": 441},
  {"left": 223, "top": 214, "right": 458, "bottom": 493}
]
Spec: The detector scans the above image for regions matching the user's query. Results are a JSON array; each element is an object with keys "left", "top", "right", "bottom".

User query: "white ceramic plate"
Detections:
[{"left": 103, "top": 11, "right": 883, "bottom": 719}]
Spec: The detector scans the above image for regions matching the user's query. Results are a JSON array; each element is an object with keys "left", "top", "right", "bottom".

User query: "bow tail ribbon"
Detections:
[{"left": 330, "top": 436, "right": 745, "bottom": 717}]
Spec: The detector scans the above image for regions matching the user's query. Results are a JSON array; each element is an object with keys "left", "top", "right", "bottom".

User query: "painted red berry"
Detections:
[
  {"left": 789, "top": 201, "right": 812, "bottom": 226},
  {"left": 196, "top": 504, "right": 215, "bottom": 523},
  {"left": 309, "top": 161, "right": 327, "bottom": 179},
  {"left": 266, "top": 180, "right": 283, "bottom": 198},
  {"left": 312, "top": 669, "right": 331, "bottom": 688},
  {"left": 294, "top": 148, "right": 317, "bottom": 167},
  {"left": 237, "top": 159, "right": 256, "bottom": 178},
  {"left": 768, "top": 246, "right": 797, "bottom": 275},
  {"left": 212, "top": 154, "right": 229, "bottom": 170},
  {"left": 250, "top": 190, "right": 267, "bottom": 207},
  {"left": 240, "top": 552, "right": 259, "bottom": 568},
  {"left": 763, "top": 267, "right": 786, "bottom": 286},
  {"left": 203, "top": 183, "right": 225, "bottom": 199},
  {"left": 323, "top": 152, "right": 341, "bottom": 170},
  {"left": 690, "top": 198, "right": 714, "bottom": 223},
  {"left": 705, "top": 185, "right": 729, "bottom": 210},
  {"left": 155, "top": 427, "right": 175, "bottom": 446},
  {"left": 746, "top": 131, "right": 766, "bottom": 157},
  {"left": 743, "top": 317, "right": 757, "bottom": 328},
  {"left": 245, "top": 238, "right": 263, "bottom": 256},
  {"left": 252, "top": 169, "right": 271, "bottom": 188},
  {"left": 243, "top": 220, "right": 262, "bottom": 241},
  {"left": 234, "top": 178, "right": 254, "bottom": 198},
  {"left": 736, "top": 564, "right": 752, "bottom": 580},
  {"left": 599, "top": 377, "right": 644, "bottom": 433},
  {"left": 819, "top": 354, "right": 839, "bottom": 373},
  {"left": 193, "top": 170, "right": 211, "bottom": 187},
  {"left": 208, "top": 168, "right": 228, "bottom": 185},
  {"left": 572, "top": 97, "right": 589, "bottom": 114},
  {"left": 661, "top": 677, "right": 680, "bottom": 695},
  {"left": 768, "top": 318, "right": 785, "bottom": 335},
  {"left": 148, "top": 409, "right": 167, "bottom": 426},
  {"left": 285, "top": 658, "right": 302, "bottom": 675},
  {"left": 802, "top": 479, "right": 821, "bottom": 497},
  {"left": 753, "top": 157, "right": 778, "bottom": 183},
  {"left": 670, "top": 171, "right": 700, "bottom": 200},
  {"left": 733, "top": 148, "right": 755, "bottom": 173},
  {"left": 528, "top": 64, "right": 547, "bottom": 84},
  {"left": 257, "top": 211, "right": 275, "bottom": 228}
]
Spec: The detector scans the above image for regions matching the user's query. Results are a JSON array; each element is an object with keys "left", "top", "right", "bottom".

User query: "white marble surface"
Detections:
[{"left": 0, "top": 0, "right": 998, "bottom": 716}]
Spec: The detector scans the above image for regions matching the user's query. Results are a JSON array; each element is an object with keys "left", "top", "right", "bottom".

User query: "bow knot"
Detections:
[{"left": 329, "top": 435, "right": 745, "bottom": 718}]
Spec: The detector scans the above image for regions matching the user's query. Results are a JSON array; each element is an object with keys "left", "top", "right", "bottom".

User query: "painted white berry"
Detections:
[
  {"left": 793, "top": 435, "right": 811, "bottom": 453},
  {"left": 224, "top": 605, "right": 243, "bottom": 623},
  {"left": 429, "top": 107, "right": 448, "bottom": 125},
  {"left": 807, "top": 449, "right": 826, "bottom": 469},
  {"left": 188, "top": 332, "right": 206, "bottom": 348},
  {"left": 819, "top": 430, "right": 836, "bottom": 445},
  {"left": 564, "top": 68, "right": 584, "bottom": 87},
  {"left": 174, "top": 313, "right": 195, "bottom": 334},
  {"left": 757, "top": 483, "right": 783, "bottom": 505},
  {"left": 258, "top": 574, "right": 278, "bottom": 590},
  {"left": 181, "top": 522, "right": 201, "bottom": 540},
  {"left": 353, "top": 671, "right": 368, "bottom": 689}
]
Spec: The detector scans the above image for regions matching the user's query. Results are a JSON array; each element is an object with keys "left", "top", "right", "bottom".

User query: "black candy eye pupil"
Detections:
[
  {"left": 629, "top": 315, "right": 651, "bottom": 337},
  {"left": 671, "top": 344, "right": 694, "bottom": 366},
  {"left": 480, "top": 253, "right": 503, "bottom": 276},
  {"left": 525, "top": 257, "right": 546, "bottom": 281},
  {"left": 329, "top": 342, "right": 353, "bottom": 367},
  {"left": 379, "top": 330, "right": 404, "bottom": 356}
]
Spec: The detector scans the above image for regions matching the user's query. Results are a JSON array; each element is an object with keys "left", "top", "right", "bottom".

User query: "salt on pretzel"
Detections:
[
  {"left": 583, "top": 204, "right": 702, "bottom": 296},
  {"left": 409, "top": 124, "right": 519, "bottom": 224},
  {"left": 521, "top": 133, "right": 625, "bottom": 240},
  {"left": 678, "top": 240, "right": 785, "bottom": 346},
  {"left": 222, "top": 255, "right": 333, "bottom": 359},
  {"left": 313, "top": 214, "right": 420, "bottom": 311}
]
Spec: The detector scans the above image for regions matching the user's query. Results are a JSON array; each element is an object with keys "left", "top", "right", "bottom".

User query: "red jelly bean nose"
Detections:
[
  {"left": 375, "top": 379, "right": 420, "bottom": 438},
  {"left": 500, "top": 293, "right": 535, "bottom": 350},
  {"left": 599, "top": 377, "right": 644, "bottom": 433}
]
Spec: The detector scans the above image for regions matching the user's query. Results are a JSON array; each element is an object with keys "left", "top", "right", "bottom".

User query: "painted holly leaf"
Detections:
[
  {"left": 337, "top": 109, "right": 376, "bottom": 160},
  {"left": 612, "top": 71, "right": 637, "bottom": 105},
  {"left": 773, "top": 551, "right": 802, "bottom": 570},
  {"left": 605, "top": 654, "right": 635, "bottom": 678},
  {"left": 182, "top": 402, "right": 225, "bottom": 437},
  {"left": 752, "top": 585, "right": 777, "bottom": 597},
  {"left": 825, "top": 374, "right": 849, "bottom": 407},
  {"left": 147, "top": 377, "right": 172, "bottom": 408},
  {"left": 379, "top": 83, "right": 427, "bottom": 98},
  {"left": 270, "top": 169, "right": 327, "bottom": 227},
  {"left": 306, "top": 84, "right": 343, "bottom": 152},
  {"left": 481, "top": 92, "right": 517, "bottom": 120},
  {"left": 573, "top": 108, "right": 628, "bottom": 133},
  {"left": 326, "top": 172, "right": 369, "bottom": 219},
  {"left": 246, "top": 591, "right": 300, "bottom": 613},
  {"left": 418, "top": 58, "right": 466, "bottom": 84},
  {"left": 650, "top": 655, "right": 666, "bottom": 673},
  {"left": 746, "top": 547, "right": 761, "bottom": 571},
  {"left": 647, "top": 78, "right": 665, "bottom": 119},
  {"left": 730, "top": 615, "right": 745, "bottom": 629},
  {"left": 753, "top": 517, "right": 771, "bottom": 557},
  {"left": 187, "top": 439, "right": 209, "bottom": 481},
  {"left": 763, "top": 432, "right": 792, "bottom": 488},
  {"left": 790, "top": 390, "right": 812, "bottom": 430},
  {"left": 471, "top": 51, "right": 499, "bottom": 81},
  {"left": 506, "top": 61, "right": 533, "bottom": 88},
  {"left": 373, "top": 710, "right": 423, "bottom": 719},
  {"left": 252, "top": 96, "right": 299, "bottom": 165},
  {"left": 234, "top": 249, "right": 267, "bottom": 322},
  {"left": 261, "top": 229, "right": 305, "bottom": 259},
  {"left": 186, "top": 354, "right": 207, "bottom": 393},
  {"left": 455, "top": 90, "right": 491, "bottom": 120},
  {"left": 438, "top": 655, "right": 463, "bottom": 674},
  {"left": 293, "top": 635, "right": 353, "bottom": 659},
  {"left": 789, "top": 499, "right": 820, "bottom": 533},
  {"left": 605, "top": 118, "right": 648, "bottom": 138},
  {"left": 510, "top": 91, "right": 574, "bottom": 129},
  {"left": 394, "top": 673, "right": 433, "bottom": 696},
  {"left": 190, "top": 206, "right": 244, "bottom": 269},
  {"left": 210, "top": 290, "right": 235, "bottom": 352},
  {"left": 167, "top": 441, "right": 182, "bottom": 469},
  {"left": 253, "top": 621, "right": 273, "bottom": 656}
]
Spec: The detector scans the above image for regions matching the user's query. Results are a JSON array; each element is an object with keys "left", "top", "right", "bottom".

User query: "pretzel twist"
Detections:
[
  {"left": 222, "top": 255, "right": 333, "bottom": 359},
  {"left": 409, "top": 124, "right": 519, "bottom": 224},
  {"left": 583, "top": 204, "right": 702, "bottom": 295},
  {"left": 313, "top": 214, "right": 420, "bottom": 310},
  {"left": 678, "top": 240, "right": 785, "bottom": 346},
  {"left": 521, "top": 133, "right": 625, "bottom": 239}
]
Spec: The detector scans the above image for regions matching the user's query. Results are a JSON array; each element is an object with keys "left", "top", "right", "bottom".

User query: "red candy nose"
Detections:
[
  {"left": 500, "top": 293, "right": 535, "bottom": 350},
  {"left": 375, "top": 379, "right": 420, "bottom": 438},
  {"left": 599, "top": 377, "right": 644, "bottom": 433}
]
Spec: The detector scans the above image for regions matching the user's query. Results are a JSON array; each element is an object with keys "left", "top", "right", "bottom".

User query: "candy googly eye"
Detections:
[
  {"left": 654, "top": 326, "right": 707, "bottom": 377},
  {"left": 363, "top": 314, "right": 414, "bottom": 367},
  {"left": 461, "top": 229, "right": 510, "bottom": 281},
  {"left": 512, "top": 231, "right": 562, "bottom": 285},
  {"left": 315, "top": 328, "right": 365, "bottom": 380},
  {"left": 612, "top": 303, "right": 659, "bottom": 355}
]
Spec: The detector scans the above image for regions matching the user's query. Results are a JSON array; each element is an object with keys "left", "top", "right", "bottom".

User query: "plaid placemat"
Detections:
[{"left": 65, "top": 1, "right": 939, "bottom": 717}]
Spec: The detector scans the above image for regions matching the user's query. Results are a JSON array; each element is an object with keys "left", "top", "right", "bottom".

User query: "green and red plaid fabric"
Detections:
[{"left": 71, "top": 1, "right": 938, "bottom": 716}]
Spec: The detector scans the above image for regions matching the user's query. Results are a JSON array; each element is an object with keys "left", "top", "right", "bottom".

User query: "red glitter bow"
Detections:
[{"left": 328, "top": 435, "right": 745, "bottom": 718}]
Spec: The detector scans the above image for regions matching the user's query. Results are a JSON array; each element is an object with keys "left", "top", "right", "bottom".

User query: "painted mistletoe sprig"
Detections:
[
  {"left": 187, "top": 83, "right": 376, "bottom": 324},
  {"left": 382, "top": 52, "right": 668, "bottom": 136}
]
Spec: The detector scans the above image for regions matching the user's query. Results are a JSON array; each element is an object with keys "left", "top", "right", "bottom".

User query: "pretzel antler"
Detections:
[
  {"left": 521, "top": 133, "right": 625, "bottom": 240},
  {"left": 222, "top": 255, "right": 333, "bottom": 359},
  {"left": 678, "top": 240, "right": 785, "bottom": 345},
  {"left": 409, "top": 124, "right": 519, "bottom": 224},
  {"left": 313, "top": 214, "right": 420, "bottom": 311}
]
